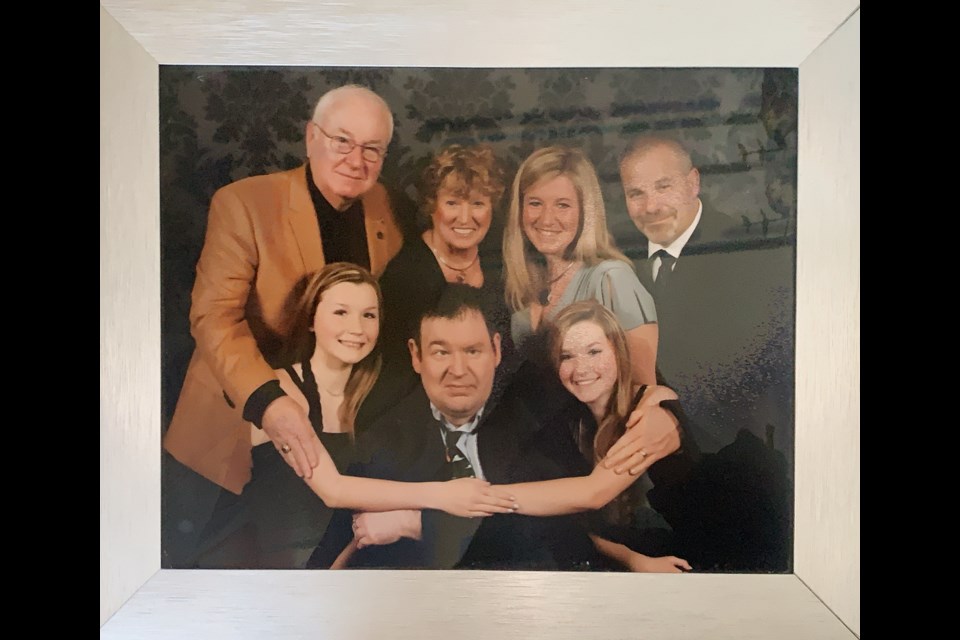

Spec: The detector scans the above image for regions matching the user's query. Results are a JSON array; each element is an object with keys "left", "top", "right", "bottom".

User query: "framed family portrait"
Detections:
[{"left": 100, "top": 2, "right": 860, "bottom": 638}]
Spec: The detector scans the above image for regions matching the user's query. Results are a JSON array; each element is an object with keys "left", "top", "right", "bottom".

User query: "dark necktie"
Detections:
[
  {"left": 442, "top": 429, "right": 475, "bottom": 479},
  {"left": 653, "top": 249, "right": 676, "bottom": 295}
]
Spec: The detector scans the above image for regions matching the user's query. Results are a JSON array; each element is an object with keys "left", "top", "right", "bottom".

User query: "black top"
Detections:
[
  {"left": 376, "top": 237, "right": 512, "bottom": 363},
  {"left": 243, "top": 361, "right": 356, "bottom": 567},
  {"left": 305, "top": 163, "right": 370, "bottom": 271},
  {"left": 566, "top": 385, "right": 676, "bottom": 557},
  {"left": 282, "top": 360, "right": 355, "bottom": 467}
]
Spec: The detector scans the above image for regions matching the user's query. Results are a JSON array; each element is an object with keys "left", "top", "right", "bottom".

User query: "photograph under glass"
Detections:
[{"left": 160, "top": 66, "right": 796, "bottom": 573}]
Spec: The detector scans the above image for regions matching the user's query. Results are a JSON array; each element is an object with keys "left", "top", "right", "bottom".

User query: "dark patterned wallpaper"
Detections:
[{"left": 160, "top": 67, "right": 797, "bottom": 425}]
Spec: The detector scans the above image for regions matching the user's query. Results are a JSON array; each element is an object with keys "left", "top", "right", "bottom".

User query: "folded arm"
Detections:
[{"left": 349, "top": 509, "right": 483, "bottom": 570}]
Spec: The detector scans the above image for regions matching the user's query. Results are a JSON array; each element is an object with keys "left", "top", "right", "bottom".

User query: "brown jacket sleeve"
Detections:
[{"left": 189, "top": 184, "right": 278, "bottom": 411}]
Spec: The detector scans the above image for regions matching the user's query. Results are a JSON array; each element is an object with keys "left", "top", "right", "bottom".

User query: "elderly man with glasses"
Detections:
[{"left": 165, "top": 85, "right": 403, "bottom": 514}]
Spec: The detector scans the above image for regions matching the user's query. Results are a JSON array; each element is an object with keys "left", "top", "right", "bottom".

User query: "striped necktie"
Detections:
[{"left": 442, "top": 429, "right": 475, "bottom": 479}]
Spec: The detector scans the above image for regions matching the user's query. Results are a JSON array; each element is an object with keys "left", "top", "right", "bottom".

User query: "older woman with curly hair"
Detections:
[{"left": 360, "top": 144, "right": 513, "bottom": 423}]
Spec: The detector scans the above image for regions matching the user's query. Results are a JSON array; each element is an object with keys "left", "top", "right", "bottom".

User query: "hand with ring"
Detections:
[
  {"left": 262, "top": 395, "right": 324, "bottom": 478},
  {"left": 603, "top": 386, "right": 681, "bottom": 475}
]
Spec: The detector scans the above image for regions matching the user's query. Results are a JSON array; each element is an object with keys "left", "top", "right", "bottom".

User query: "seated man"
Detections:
[{"left": 309, "top": 284, "right": 686, "bottom": 570}]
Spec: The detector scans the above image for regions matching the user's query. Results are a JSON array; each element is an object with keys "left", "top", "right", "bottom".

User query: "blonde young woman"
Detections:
[
  {"left": 243, "top": 263, "right": 517, "bottom": 567},
  {"left": 504, "top": 300, "right": 690, "bottom": 573},
  {"left": 503, "top": 146, "right": 657, "bottom": 385}
]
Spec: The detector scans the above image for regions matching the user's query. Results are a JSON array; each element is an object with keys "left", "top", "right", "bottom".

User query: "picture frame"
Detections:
[{"left": 100, "top": 2, "right": 860, "bottom": 637}]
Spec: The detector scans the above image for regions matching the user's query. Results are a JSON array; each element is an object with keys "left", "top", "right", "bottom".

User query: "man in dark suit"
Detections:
[
  {"left": 309, "top": 284, "right": 683, "bottom": 570},
  {"left": 619, "top": 135, "right": 794, "bottom": 457},
  {"left": 618, "top": 136, "right": 793, "bottom": 571}
]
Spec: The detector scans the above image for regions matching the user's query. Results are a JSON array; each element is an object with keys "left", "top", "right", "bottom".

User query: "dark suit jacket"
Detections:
[
  {"left": 634, "top": 203, "right": 795, "bottom": 456},
  {"left": 309, "top": 382, "right": 601, "bottom": 570},
  {"left": 631, "top": 204, "right": 794, "bottom": 572}
]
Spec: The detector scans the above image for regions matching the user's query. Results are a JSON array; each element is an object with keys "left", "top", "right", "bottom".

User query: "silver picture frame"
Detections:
[{"left": 100, "top": 2, "right": 860, "bottom": 637}]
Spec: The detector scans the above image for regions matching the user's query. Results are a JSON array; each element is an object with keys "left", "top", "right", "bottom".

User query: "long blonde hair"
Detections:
[
  {"left": 284, "top": 262, "right": 383, "bottom": 432},
  {"left": 548, "top": 300, "right": 634, "bottom": 463},
  {"left": 503, "top": 146, "right": 630, "bottom": 311}
]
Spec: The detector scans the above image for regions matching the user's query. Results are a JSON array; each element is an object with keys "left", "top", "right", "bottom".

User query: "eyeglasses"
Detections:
[{"left": 312, "top": 123, "right": 387, "bottom": 163}]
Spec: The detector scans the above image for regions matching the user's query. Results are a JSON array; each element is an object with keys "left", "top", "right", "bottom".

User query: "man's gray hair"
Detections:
[
  {"left": 618, "top": 134, "right": 694, "bottom": 171},
  {"left": 312, "top": 85, "right": 394, "bottom": 141}
]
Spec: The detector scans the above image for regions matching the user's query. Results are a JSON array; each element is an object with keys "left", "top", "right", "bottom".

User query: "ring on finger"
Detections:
[
  {"left": 280, "top": 444, "right": 292, "bottom": 454},
  {"left": 638, "top": 449, "right": 648, "bottom": 458}
]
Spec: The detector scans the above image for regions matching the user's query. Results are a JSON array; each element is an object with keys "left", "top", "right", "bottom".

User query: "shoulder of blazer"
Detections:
[
  {"left": 476, "top": 390, "right": 541, "bottom": 474},
  {"left": 683, "top": 204, "right": 742, "bottom": 254},
  {"left": 363, "top": 385, "right": 435, "bottom": 446},
  {"left": 211, "top": 166, "right": 305, "bottom": 215}
]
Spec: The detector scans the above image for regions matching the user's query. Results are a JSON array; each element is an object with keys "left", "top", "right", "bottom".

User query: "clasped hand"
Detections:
[
  {"left": 435, "top": 477, "right": 519, "bottom": 518},
  {"left": 353, "top": 478, "right": 518, "bottom": 548}
]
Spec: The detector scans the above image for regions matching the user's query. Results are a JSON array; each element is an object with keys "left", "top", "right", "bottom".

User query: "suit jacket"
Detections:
[
  {"left": 627, "top": 207, "right": 795, "bottom": 571},
  {"left": 164, "top": 166, "right": 403, "bottom": 494},
  {"left": 309, "top": 382, "right": 600, "bottom": 570},
  {"left": 634, "top": 203, "right": 795, "bottom": 456}
]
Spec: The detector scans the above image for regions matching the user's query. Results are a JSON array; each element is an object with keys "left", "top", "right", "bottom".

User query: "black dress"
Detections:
[
  {"left": 574, "top": 387, "right": 677, "bottom": 561},
  {"left": 243, "top": 361, "right": 356, "bottom": 568}
]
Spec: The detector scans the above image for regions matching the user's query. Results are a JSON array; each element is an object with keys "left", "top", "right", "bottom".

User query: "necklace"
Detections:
[
  {"left": 538, "top": 261, "right": 578, "bottom": 305},
  {"left": 319, "top": 386, "right": 345, "bottom": 397},
  {"left": 304, "top": 358, "right": 346, "bottom": 399},
  {"left": 430, "top": 236, "right": 480, "bottom": 283}
]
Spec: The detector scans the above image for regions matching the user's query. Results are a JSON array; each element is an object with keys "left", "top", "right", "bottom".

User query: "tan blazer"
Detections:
[{"left": 163, "top": 166, "right": 403, "bottom": 494}]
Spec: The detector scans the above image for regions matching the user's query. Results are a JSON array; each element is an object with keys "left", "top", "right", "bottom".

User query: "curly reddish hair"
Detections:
[{"left": 419, "top": 144, "right": 506, "bottom": 229}]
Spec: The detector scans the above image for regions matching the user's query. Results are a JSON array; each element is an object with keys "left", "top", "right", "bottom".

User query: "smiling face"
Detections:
[
  {"left": 521, "top": 174, "right": 581, "bottom": 258},
  {"left": 306, "top": 91, "right": 392, "bottom": 210},
  {"left": 557, "top": 320, "right": 618, "bottom": 416},
  {"left": 431, "top": 184, "right": 493, "bottom": 252},
  {"left": 620, "top": 143, "right": 700, "bottom": 247},
  {"left": 312, "top": 281, "right": 380, "bottom": 367},
  {"left": 410, "top": 309, "right": 501, "bottom": 426}
]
